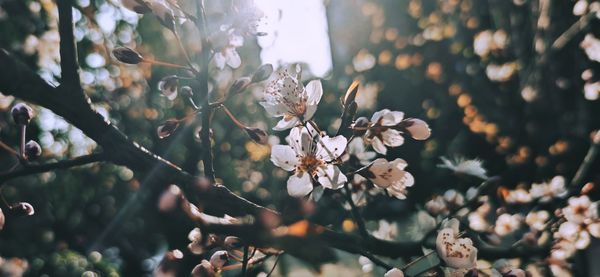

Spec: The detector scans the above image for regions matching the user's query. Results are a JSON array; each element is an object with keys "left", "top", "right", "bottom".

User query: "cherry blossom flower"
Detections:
[
  {"left": 270, "top": 125, "right": 347, "bottom": 197},
  {"left": 426, "top": 195, "right": 448, "bottom": 216},
  {"left": 187, "top": 227, "right": 204, "bottom": 254},
  {"left": 211, "top": 30, "right": 244, "bottom": 69},
  {"left": 529, "top": 176, "right": 567, "bottom": 202},
  {"left": 504, "top": 187, "right": 533, "bottom": 204},
  {"left": 438, "top": 156, "right": 488, "bottom": 179},
  {"left": 260, "top": 70, "right": 323, "bottom": 130},
  {"left": 363, "top": 109, "right": 431, "bottom": 154},
  {"left": 525, "top": 210, "right": 550, "bottom": 231},
  {"left": 551, "top": 239, "right": 577, "bottom": 260},
  {"left": 436, "top": 218, "right": 478, "bottom": 270},
  {"left": 555, "top": 195, "right": 600, "bottom": 249},
  {"left": 365, "top": 158, "right": 414, "bottom": 199},
  {"left": 581, "top": 34, "right": 600, "bottom": 63},
  {"left": 343, "top": 137, "right": 376, "bottom": 165},
  {"left": 494, "top": 213, "right": 522, "bottom": 236},
  {"left": 562, "top": 195, "right": 598, "bottom": 224}
]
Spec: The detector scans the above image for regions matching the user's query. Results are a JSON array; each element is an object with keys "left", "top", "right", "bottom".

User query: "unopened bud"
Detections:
[
  {"left": 244, "top": 127, "right": 268, "bottom": 145},
  {"left": 112, "top": 47, "right": 144, "bottom": 64},
  {"left": 181, "top": 86, "right": 193, "bottom": 98},
  {"left": 11, "top": 103, "right": 33, "bottom": 125},
  {"left": 252, "top": 64, "right": 273, "bottom": 82},
  {"left": 11, "top": 202, "right": 35, "bottom": 216},
  {"left": 24, "top": 140, "right": 42, "bottom": 160},
  {"left": 158, "top": 75, "right": 179, "bottom": 100},
  {"left": 353, "top": 117, "right": 370, "bottom": 133},
  {"left": 209, "top": 250, "right": 229, "bottom": 269},
  {"left": 223, "top": 236, "right": 242, "bottom": 248},
  {"left": 157, "top": 119, "right": 180, "bottom": 139},
  {"left": 229, "top": 77, "right": 252, "bottom": 95}
]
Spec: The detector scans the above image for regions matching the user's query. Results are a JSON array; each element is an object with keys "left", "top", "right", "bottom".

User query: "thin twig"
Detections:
[
  {"left": 343, "top": 183, "right": 369, "bottom": 239},
  {"left": 0, "top": 153, "right": 106, "bottom": 183},
  {"left": 241, "top": 245, "right": 249, "bottom": 276},
  {"left": 266, "top": 255, "right": 281, "bottom": 277}
]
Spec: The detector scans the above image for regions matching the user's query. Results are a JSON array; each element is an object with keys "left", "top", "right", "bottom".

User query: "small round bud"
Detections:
[
  {"left": 251, "top": 64, "right": 273, "bottom": 82},
  {"left": 353, "top": 117, "right": 370, "bottom": 135},
  {"left": 209, "top": 250, "right": 229, "bottom": 269},
  {"left": 181, "top": 86, "right": 194, "bottom": 98},
  {"left": 157, "top": 119, "right": 180, "bottom": 139},
  {"left": 24, "top": 140, "right": 42, "bottom": 160},
  {"left": 11, "top": 103, "right": 33, "bottom": 125},
  {"left": 112, "top": 47, "right": 144, "bottom": 64},
  {"left": 11, "top": 202, "right": 35, "bottom": 216},
  {"left": 229, "top": 77, "right": 252, "bottom": 95},
  {"left": 244, "top": 127, "right": 268, "bottom": 145}
]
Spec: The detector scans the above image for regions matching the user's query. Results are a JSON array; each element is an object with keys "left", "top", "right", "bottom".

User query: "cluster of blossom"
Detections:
[
  {"left": 502, "top": 176, "right": 568, "bottom": 205},
  {"left": 264, "top": 68, "right": 431, "bottom": 199},
  {"left": 574, "top": 1, "right": 600, "bottom": 100}
]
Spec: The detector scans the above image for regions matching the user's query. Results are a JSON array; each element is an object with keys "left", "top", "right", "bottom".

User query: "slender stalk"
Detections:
[
  {"left": 142, "top": 58, "right": 194, "bottom": 71},
  {"left": 221, "top": 105, "right": 246, "bottom": 129},
  {"left": 0, "top": 140, "right": 18, "bottom": 157},
  {"left": 19, "top": 125, "right": 26, "bottom": 160},
  {"left": 343, "top": 183, "right": 368, "bottom": 239},
  {"left": 569, "top": 132, "right": 600, "bottom": 189},
  {"left": 266, "top": 255, "right": 281, "bottom": 277},
  {"left": 241, "top": 245, "right": 249, "bottom": 276}
]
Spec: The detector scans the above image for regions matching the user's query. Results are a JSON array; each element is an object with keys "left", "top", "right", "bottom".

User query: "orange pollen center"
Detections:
[{"left": 298, "top": 155, "right": 324, "bottom": 175}]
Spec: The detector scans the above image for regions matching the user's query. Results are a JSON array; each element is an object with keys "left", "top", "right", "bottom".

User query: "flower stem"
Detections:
[
  {"left": 19, "top": 125, "right": 26, "bottom": 160},
  {"left": 241, "top": 245, "right": 249, "bottom": 276},
  {"left": 221, "top": 105, "right": 247, "bottom": 129},
  {"left": 142, "top": 58, "right": 194, "bottom": 71},
  {"left": 343, "top": 183, "right": 369, "bottom": 239}
]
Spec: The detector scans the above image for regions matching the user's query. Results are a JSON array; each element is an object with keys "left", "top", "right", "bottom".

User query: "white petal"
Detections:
[
  {"left": 404, "top": 118, "right": 431, "bottom": 140},
  {"left": 287, "top": 172, "right": 313, "bottom": 197},
  {"left": 588, "top": 223, "right": 600, "bottom": 238},
  {"left": 213, "top": 52, "right": 226, "bottom": 69},
  {"left": 273, "top": 117, "right": 299, "bottom": 131},
  {"left": 304, "top": 102, "right": 318, "bottom": 121},
  {"left": 382, "top": 129, "right": 405, "bottom": 147},
  {"left": 380, "top": 110, "right": 404, "bottom": 126},
  {"left": 317, "top": 165, "right": 347, "bottom": 190},
  {"left": 225, "top": 48, "right": 241, "bottom": 68},
  {"left": 390, "top": 158, "right": 409, "bottom": 170},
  {"left": 371, "top": 137, "right": 387, "bottom": 154},
  {"left": 316, "top": 135, "right": 347, "bottom": 161},
  {"left": 370, "top": 109, "right": 389, "bottom": 122},
  {"left": 305, "top": 80, "right": 323, "bottom": 105},
  {"left": 270, "top": 145, "right": 299, "bottom": 171},
  {"left": 384, "top": 268, "right": 404, "bottom": 277},
  {"left": 259, "top": 101, "right": 287, "bottom": 117}
]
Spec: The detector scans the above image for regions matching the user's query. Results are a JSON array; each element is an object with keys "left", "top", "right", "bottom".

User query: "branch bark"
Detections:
[{"left": 0, "top": 153, "right": 106, "bottom": 182}]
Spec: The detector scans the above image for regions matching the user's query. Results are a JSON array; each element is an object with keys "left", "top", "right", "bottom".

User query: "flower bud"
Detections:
[
  {"left": 191, "top": 260, "right": 215, "bottom": 277},
  {"left": 209, "top": 250, "right": 228, "bottom": 269},
  {"left": 229, "top": 77, "right": 251, "bottom": 95},
  {"left": 244, "top": 127, "right": 268, "bottom": 145},
  {"left": 112, "top": 47, "right": 144, "bottom": 64},
  {"left": 24, "top": 140, "right": 42, "bottom": 160},
  {"left": 384, "top": 268, "right": 404, "bottom": 277},
  {"left": 353, "top": 117, "right": 369, "bottom": 128},
  {"left": 11, "top": 202, "right": 35, "bottom": 216},
  {"left": 252, "top": 64, "right": 273, "bottom": 82},
  {"left": 223, "top": 236, "right": 242, "bottom": 248},
  {"left": 0, "top": 208, "right": 5, "bottom": 230},
  {"left": 181, "top": 86, "right": 194, "bottom": 98},
  {"left": 11, "top": 103, "right": 33, "bottom": 125},
  {"left": 402, "top": 118, "right": 431, "bottom": 140},
  {"left": 157, "top": 119, "right": 180, "bottom": 139},
  {"left": 158, "top": 75, "right": 179, "bottom": 100}
]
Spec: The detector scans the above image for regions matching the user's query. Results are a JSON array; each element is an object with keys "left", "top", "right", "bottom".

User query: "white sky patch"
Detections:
[{"left": 255, "top": 0, "right": 332, "bottom": 77}]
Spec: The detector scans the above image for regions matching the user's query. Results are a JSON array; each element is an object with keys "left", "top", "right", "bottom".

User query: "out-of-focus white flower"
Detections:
[
  {"left": 345, "top": 137, "right": 376, "bottom": 165},
  {"left": 556, "top": 221, "right": 594, "bottom": 249},
  {"left": 562, "top": 195, "right": 597, "bottom": 224},
  {"left": 358, "top": 256, "right": 374, "bottom": 273},
  {"left": 529, "top": 176, "right": 568, "bottom": 202},
  {"left": 158, "top": 75, "right": 178, "bottom": 100},
  {"left": 211, "top": 30, "right": 244, "bottom": 69},
  {"left": 209, "top": 250, "right": 229, "bottom": 269},
  {"left": 187, "top": 228, "right": 204, "bottom": 254},
  {"left": 270, "top": 125, "right": 347, "bottom": 197},
  {"left": 444, "top": 189, "right": 465, "bottom": 207},
  {"left": 364, "top": 109, "right": 430, "bottom": 154},
  {"left": 372, "top": 220, "right": 398, "bottom": 241},
  {"left": 486, "top": 62, "right": 517, "bottom": 82},
  {"left": 436, "top": 218, "right": 478, "bottom": 269},
  {"left": 474, "top": 30, "right": 508, "bottom": 57},
  {"left": 573, "top": 0, "right": 589, "bottom": 15},
  {"left": 353, "top": 49, "right": 376, "bottom": 72},
  {"left": 525, "top": 210, "right": 549, "bottom": 231},
  {"left": 426, "top": 195, "right": 449, "bottom": 216},
  {"left": 584, "top": 81, "right": 600, "bottom": 100},
  {"left": 366, "top": 158, "right": 414, "bottom": 199},
  {"left": 468, "top": 203, "right": 491, "bottom": 232},
  {"left": 581, "top": 34, "right": 600, "bottom": 62},
  {"left": 260, "top": 70, "right": 323, "bottom": 130},
  {"left": 384, "top": 268, "right": 405, "bottom": 277},
  {"left": 438, "top": 156, "right": 488, "bottom": 179},
  {"left": 551, "top": 239, "right": 577, "bottom": 260},
  {"left": 494, "top": 213, "right": 522, "bottom": 236},
  {"left": 549, "top": 262, "right": 573, "bottom": 277},
  {"left": 504, "top": 187, "right": 533, "bottom": 204}
]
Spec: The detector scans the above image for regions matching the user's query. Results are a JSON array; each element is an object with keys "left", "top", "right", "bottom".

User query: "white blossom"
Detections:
[
  {"left": 384, "top": 268, "right": 405, "bottom": 277},
  {"left": 344, "top": 137, "right": 376, "bottom": 165},
  {"left": 260, "top": 70, "right": 323, "bottom": 130},
  {"left": 211, "top": 30, "right": 244, "bottom": 69},
  {"left": 436, "top": 218, "right": 478, "bottom": 269},
  {"left": 581, "top": 34, "right": 600, "bottom": 63},
  {"left": 270, "top": 125, "right": 347, "bottom": 197},
  {"left": 438, "top": 156, "right": 488, "bottom": 179},
  {"left": 366, "top": 158, "right": 414, "bottom": 199},
  {"left": 494, "top": 213, "right": 522, "bottom": 236},
  {"left": 529, "top": 176, "right": 567, "bottom": 202},
  {"left": 364, "top": 109, "right": 430, "bottom": 154},
  {"left": 525, "top": 210, "right": 549, "bottom": 231}
]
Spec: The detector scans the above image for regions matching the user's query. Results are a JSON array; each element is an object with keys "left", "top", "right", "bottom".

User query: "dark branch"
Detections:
[
  {"left": 57, "top": 0, "right": 81, "bottom": 87},
  {"left": 0, "top": 153, "right": 106, "bottom": 183}
]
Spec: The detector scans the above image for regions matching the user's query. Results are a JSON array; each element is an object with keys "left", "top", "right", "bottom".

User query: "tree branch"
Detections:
[
  {"left": 57, "top": 0, "right": 81, "bottom": 87},
  {"left": 0, "top": 153, "right": 106, "bottom": 183}
]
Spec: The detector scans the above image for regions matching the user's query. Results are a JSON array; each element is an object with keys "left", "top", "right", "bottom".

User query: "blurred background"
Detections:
[{"left": 0, "top": 0, "right": 599, "bottom": 275}]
